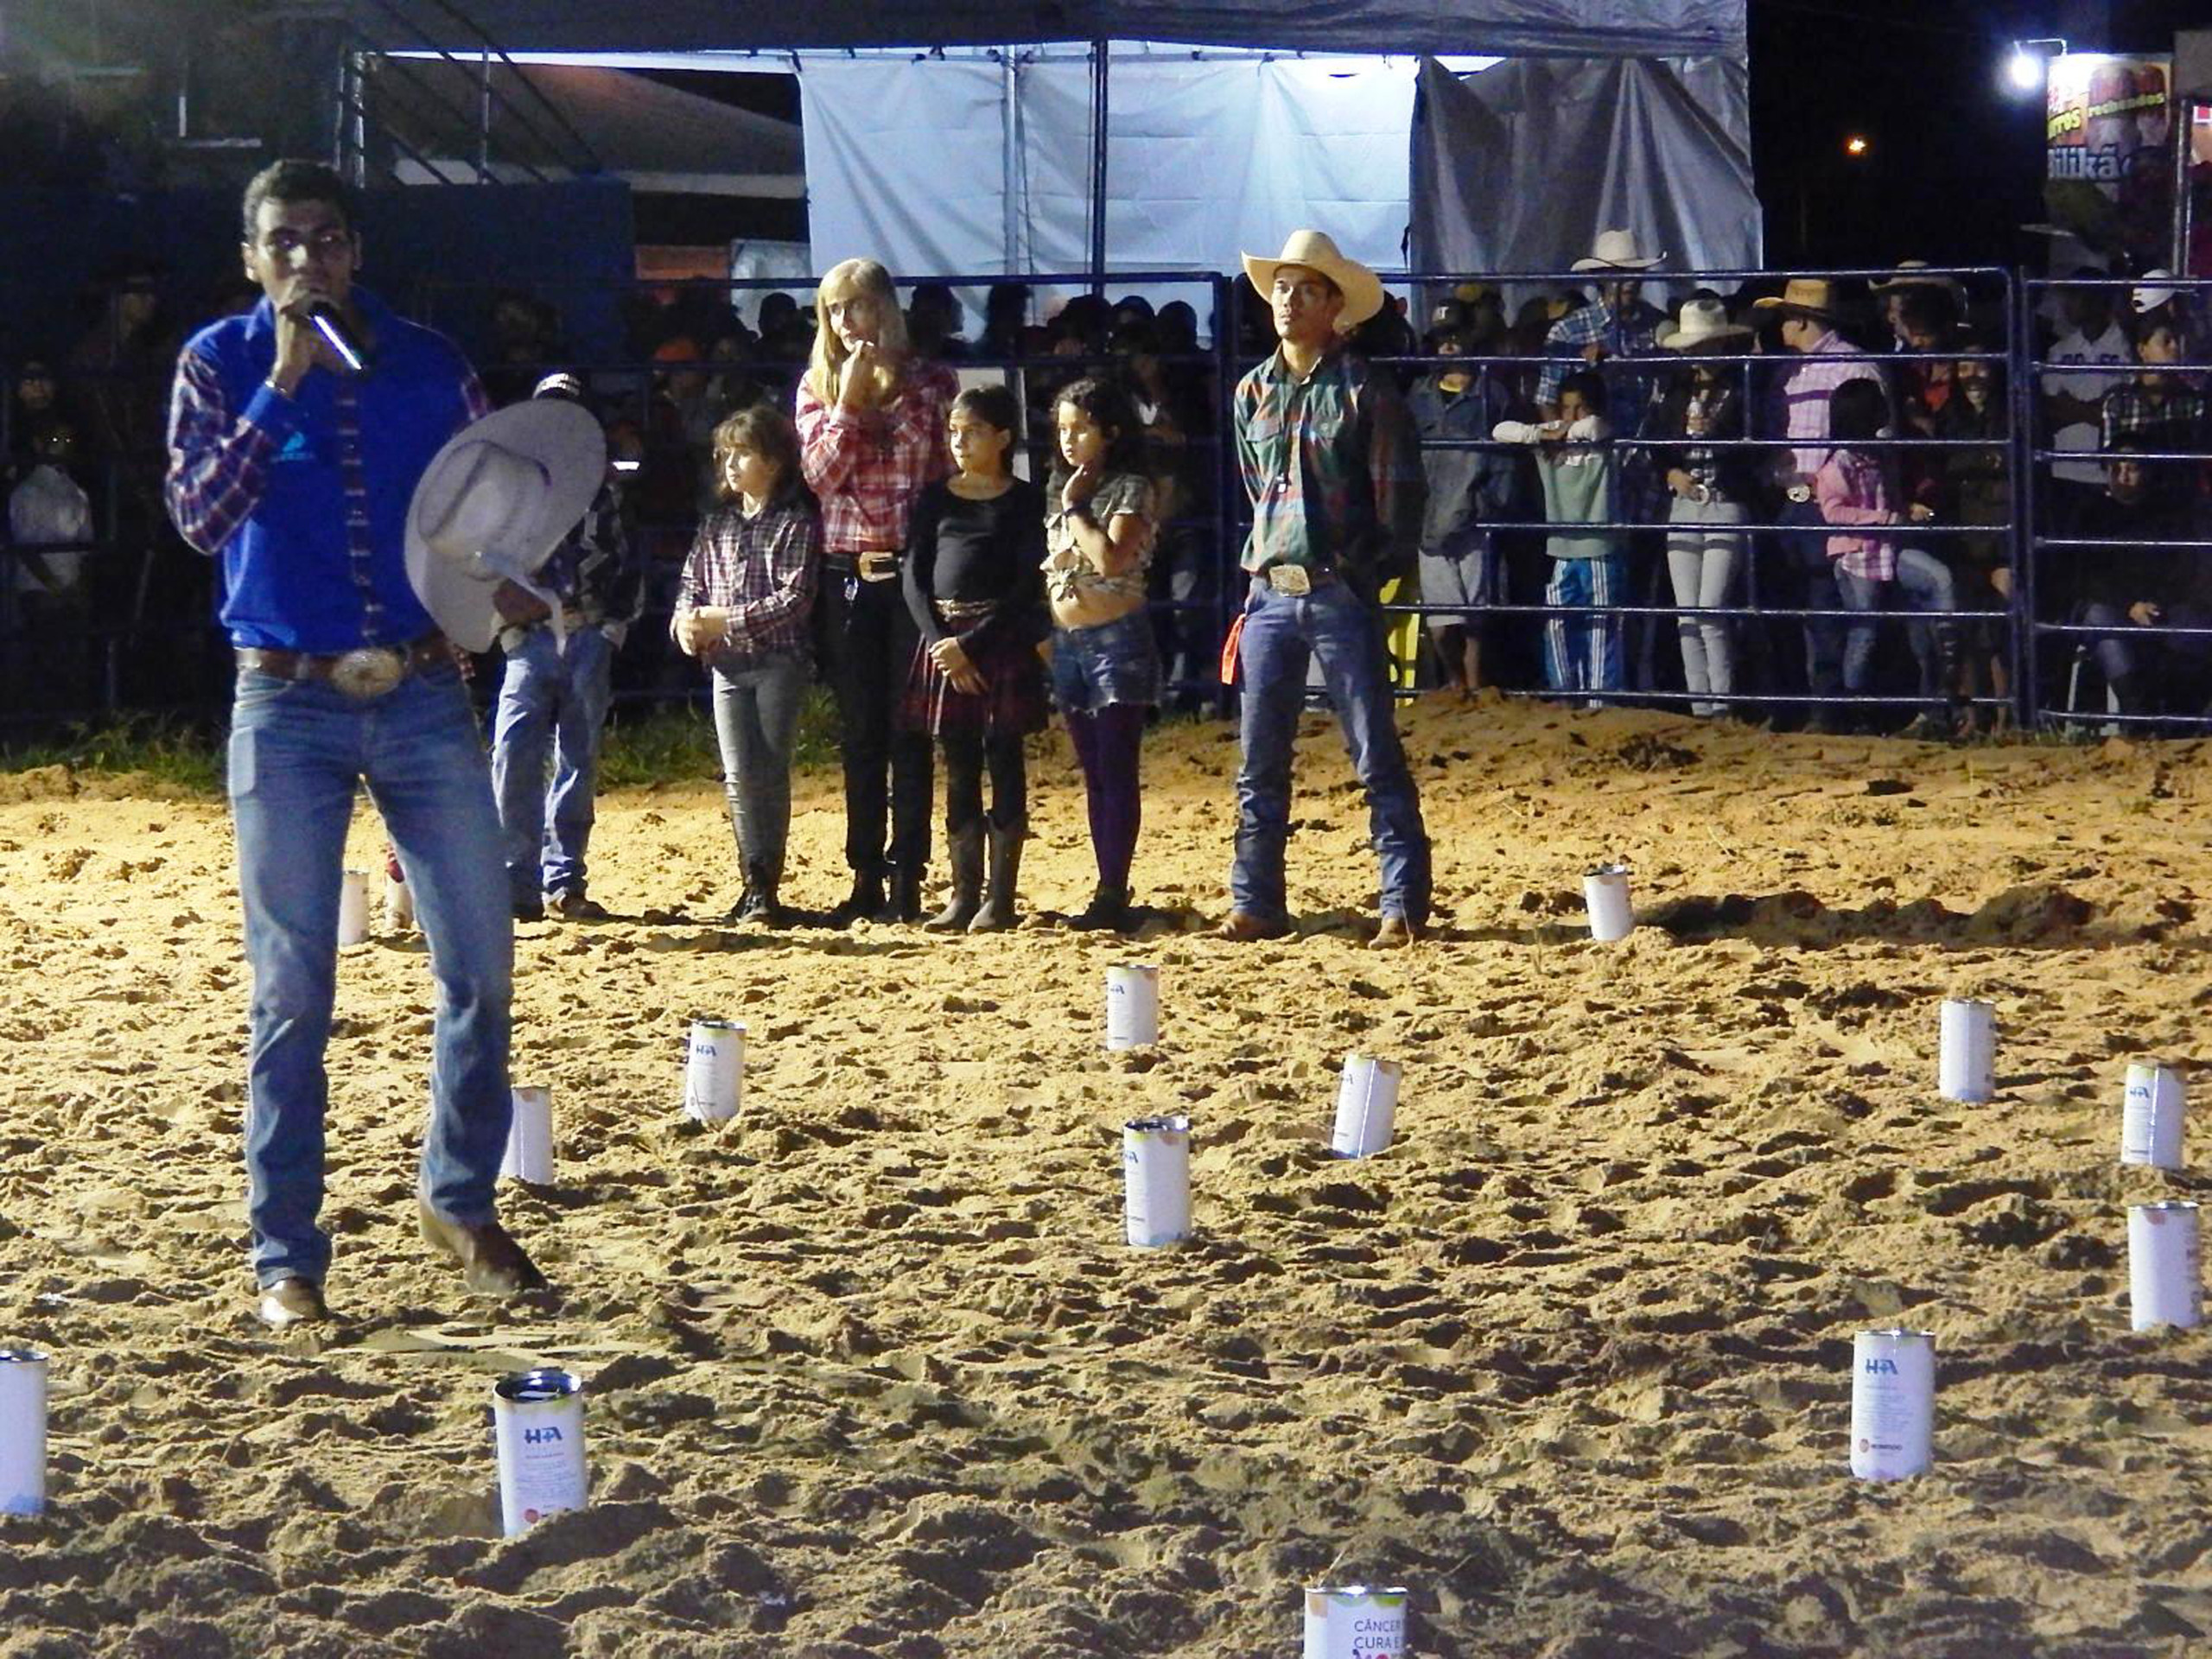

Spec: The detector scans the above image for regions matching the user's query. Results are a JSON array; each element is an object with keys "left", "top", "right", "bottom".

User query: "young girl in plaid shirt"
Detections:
[{"left": 673, "top": 406, "right": 822, "bottom": 924}]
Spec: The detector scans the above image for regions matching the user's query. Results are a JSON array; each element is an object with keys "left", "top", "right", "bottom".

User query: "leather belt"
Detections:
[{"left": 238, "top": 633, "right": 451, "bottom": 700}]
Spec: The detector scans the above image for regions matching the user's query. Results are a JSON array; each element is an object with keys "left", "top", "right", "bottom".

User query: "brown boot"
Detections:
[
  {"left": 925, "top": 825, "right": 984, "bottom": 931},
  {"left": 968, "top": 823, "right": 1025, "bottom": 933}
]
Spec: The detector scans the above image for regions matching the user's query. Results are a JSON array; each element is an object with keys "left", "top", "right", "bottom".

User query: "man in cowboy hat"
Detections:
[
  {"left": 1751, "top": 277, "right": 1887, "bottom": 730},
  {"left": 165, "top": 158, "right": 550, "bottom": 1331},
  {"left": 1217, "top": 230, "right": 1431, "bottom": 948},
  {"left": 1535, "top": 229, "right": 1669, "bottom": 431}
]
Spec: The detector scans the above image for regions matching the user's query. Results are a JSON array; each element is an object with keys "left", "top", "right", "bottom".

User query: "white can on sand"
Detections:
[
  {"left": 1122, "top": 1115, "right": 1191, "bottom": 1248},
  {"left": 337, "top": 868, "right": 371, "bottom": 946},
  {"left": 0, "top": 1348, "right": 48, "bottom": 1516},
  {"left": 1105, "top": 963, "right": 1159, "bottom": 1050},
  {"left": 1850, "top": 1328, "right": 1935, "bottom": 1481},
  {"left": 683, "top": 1020, "right": 744, "bottom": 1124},
  {"left": 492, "top": 1368, "right": 587, "bottom": 1535},
  {"left": 1583, "top": 863, "right": 1634, "bottom": 942},
  {"left": 502, "top": 1085, "right": 555, "bottom": 1185},
  {"left": 1937, "top": 999, "right": 1995, "bottom": 1103},
  {"left": 1303, "top": 1585, "right": 1408, "bottom": 1659},
  {"left": 385, "top": 870, "right": 416, "bottom": 931},
  {"left": 2120, "top": 1063, "right": 2186, "bottom": 1170},
  {"left": 1331, "top": 1055, "right": 1402, "bottom": 1159},
  {"left": 2129, "top": 1201, "right": 2202, "bottom": 1332}
]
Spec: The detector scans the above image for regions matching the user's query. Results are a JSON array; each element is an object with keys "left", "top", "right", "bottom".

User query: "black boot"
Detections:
[
  {"left": 828, "top": 867, "right": 885, "bottom": 928},
  {"left": 969, "top": 823, "right": 1025, "bottom": 933},
  {"left": 885, "top": 864, "right": 925, "bottom": 924},
  {"left": 719, "top": 786, "right": 753, "bottom": 924},
  {"left": 925, "top": 826, "right": 983, "bottom": 931},
  {"left": 740, "top": 860, "right": 788, "bottom": 926},
  {"left": 1069, "top": 883, "right": 1134, "bottom": 932}
]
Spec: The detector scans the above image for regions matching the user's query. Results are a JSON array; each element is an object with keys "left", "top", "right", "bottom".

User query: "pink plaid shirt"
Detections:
[
  {"left": 1814, "top": 447, "right": 1901, "bottom": 581},
  {"left": 1780, "top": 331, "right": 1883, "bottom": 480},
  {"left": 794, "top": 359, "right": 959, "bottom": 555}
]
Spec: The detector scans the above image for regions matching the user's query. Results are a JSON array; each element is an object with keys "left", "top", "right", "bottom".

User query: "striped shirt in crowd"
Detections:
[
  {"left": 674, "top": 495, "right": 822, "bottom": 668},
  {"left": 794, "top": 360, "right": 959, "bottom": 555},
  {"left": 1777, "top": 330, "right": 1884, "bottom": 480}
]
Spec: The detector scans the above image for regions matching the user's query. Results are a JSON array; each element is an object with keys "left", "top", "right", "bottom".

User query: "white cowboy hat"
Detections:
[
  {"left": 1241, "top": 230, "right": 1385, "bottom": 331},
  {"left": 1658, "top": 297, "right": 1751, "bottom": 352},
  {"left": 1571, "top": 228, "right": 1666, "bottom": 273},
  {"left": 404, "top": 399, "right": 606, "bottom": 652}
]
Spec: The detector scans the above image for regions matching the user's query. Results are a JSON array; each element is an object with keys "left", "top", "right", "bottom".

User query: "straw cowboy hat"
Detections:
[
  {"left": 1872, "top": 260, "right": 1967, "bottom": 308},
  {"left": 1571, "top": 228, "right": 1666, "bottom": 272},
  {"left": 405, "top": 398, "right": 607, "bottom": 652},
  {"left": 1241, "top": 230, "right": 1385, "bottom": 330},
  {"left": 1659, "top": 297, "right": 1751, "bottom": 352},
  {"left": 1752, "top": 277, "right": 1842, "bottom": 322}
]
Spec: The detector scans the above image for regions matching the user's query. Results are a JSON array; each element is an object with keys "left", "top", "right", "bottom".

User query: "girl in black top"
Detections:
[{"left": 899, "top": 385, "right": 1048, "bottom": 931}]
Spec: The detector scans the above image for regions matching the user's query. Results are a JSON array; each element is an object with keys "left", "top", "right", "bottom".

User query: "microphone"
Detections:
[{"left": 300, "top": 300, "right": 369, "bottom": 374}]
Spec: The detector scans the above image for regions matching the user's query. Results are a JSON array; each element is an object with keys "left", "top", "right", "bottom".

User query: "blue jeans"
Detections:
[
  {"left": 1835, "top": 548, "right": 1955, "bottom": 696},
  {"left": 1783, "top": 499, "right": 1844, "bottom": 698},
  {"left": 228, "top": 663, "right": 513, "bottom": 1288},
  {"left": 1230, "top": 578, "right": 1431, "bottom": 925},
  {"left": 491, "top": 624, "right": 616, "bottom": 902},
  {"left": 711, "top": 652, "right": 810, "bottom": 880}
]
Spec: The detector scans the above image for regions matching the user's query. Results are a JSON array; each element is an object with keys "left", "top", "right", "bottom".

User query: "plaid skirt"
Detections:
[{"left": 896, "top": 629, "right": 1050, "bottom": 740}]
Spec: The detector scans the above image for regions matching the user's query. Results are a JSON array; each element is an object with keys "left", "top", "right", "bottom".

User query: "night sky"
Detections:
[{"left": 1751, "top": 0, "right": 2202, "bottom": 269}]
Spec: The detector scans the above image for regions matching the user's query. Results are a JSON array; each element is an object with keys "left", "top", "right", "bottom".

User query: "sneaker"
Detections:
[{"left": 546, "top": 889, "right": 608, "bottom": 920}]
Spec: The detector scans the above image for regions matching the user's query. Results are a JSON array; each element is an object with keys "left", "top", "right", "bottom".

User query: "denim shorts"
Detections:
[{"left": 1049, "top": 610, "right": 1162, "bottom": 714}]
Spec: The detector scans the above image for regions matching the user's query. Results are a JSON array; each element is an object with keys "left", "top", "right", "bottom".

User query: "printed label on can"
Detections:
[
  {"left": 1123, "top": 1115, "right": 1191, "bottom": 1248},
  {"left": 683, "top": 1020, "right": 744, "bottom": 1123},
  {"left": 493, "top": 1370, "right": 587, "bottom": 1535},
  {"left": 1850, "top": 1329, "right": 1935, "bottom": 1481},
  {"left": 2130, "top": 1202, "right": 2202, "bottom": 1332},
  {"left": 1303, "top": 1586, "right": 1409, "bottom": 1659},
  {"left": 1938, "top": 999, "right": 1995, "bottom": 1103},
  {"left": 2120, "top": 1063, "right": 2186, "bottom": 1169},
  {"left": 1106, "top": 964, "right": 1160, "bottom": 1051}
]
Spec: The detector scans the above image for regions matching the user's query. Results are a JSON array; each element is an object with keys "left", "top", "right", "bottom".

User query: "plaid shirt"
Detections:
[
  {"left": 1777, "top": 332, "right": 1885, "bottom": 480},
  {"left": 794, "top": 359, "right": 957, "bottom": 555},
  {"left": 1234, "top": 343, "right": 1424, "bottom": 588},
  {"left": 675, "top": 495, "right": 821, "bottom": 666},
  {"left": 1533, "top": 297, "right": 1665, "bottom": 429},
  {"left": 2101, "top": 381, "right": 2210, "bottom": 456},
  {"left": 1813, "top": 447, "right": 1901, "bottom": 582}
]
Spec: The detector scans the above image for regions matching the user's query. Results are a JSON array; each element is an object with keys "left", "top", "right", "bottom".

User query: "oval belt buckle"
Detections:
[{"left": 330, "top": 647, "right": 405, "bottom": 700}]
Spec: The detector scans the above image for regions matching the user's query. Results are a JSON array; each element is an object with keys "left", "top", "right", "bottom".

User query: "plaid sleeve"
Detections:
[{"left": 163, "top": 348, "right": 297, "bottom": 557}]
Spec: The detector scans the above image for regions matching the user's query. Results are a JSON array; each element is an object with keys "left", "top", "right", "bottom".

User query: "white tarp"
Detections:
[
  {"left": 801, "top": 48, "right": 1426, "bottom": 285},
  {"left": 1410, "top": 55, "right": 1760, "bottom": 283}
]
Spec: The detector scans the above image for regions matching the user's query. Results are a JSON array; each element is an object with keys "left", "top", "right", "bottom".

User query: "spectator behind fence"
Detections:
[
  {"left": 797, "top": 257, "right": 959, "bottom": 926},
  {"left": 899, "top": 385, "right": 1049, "bottom": 935},
  {"left": 7, "top": 420, "right": 95, "bottom": 715},
  {"left": 2100, "top": 319, "right": 2209, "bottom": 514},
  {"left": 1536, "top": 231, "right": 1666, "bottom": 434},
  {"left": 671, "top": 404, "right": 822, "bottom": 925},
  {"left": 2042, "top": 270, "right": 2133, "bottom": 533},
  {"left": 1113, "top": 320, "right": 1218, "bottom": 710},
  {"left": 2067, "top": 446, "right": 2212, "bottom": 719},
  {"left": 1495, "top": 370, "right": 1624, "bottom": 702},
  {"left": 1873, "top": 263, "right": 1964, "bottom": 352},
  {"left": 1648, "top": 298, "right": 1758, "bottom": 717},
  {"left": 908, "top": 283, "right": 969, "bottom": 363},
  {"left": 1409, "top": 323, "right": 1516, "bottom": 696},
  {"left": 1936, "top": 338, "right": 2012, "bottom": 726},
  {"left": 1754, "top": 277, "right": 1886, "bottom": 731},
  {"left": 488, "top": 374, "right": 646, "bottom": 925},
  {"left": 1815, "top": 378, "right": 1958, "bottom": 735}
]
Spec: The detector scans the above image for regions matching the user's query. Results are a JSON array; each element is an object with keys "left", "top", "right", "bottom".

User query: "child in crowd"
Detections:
[
  {"left": 899, "top": 385, "right": 1049, "bottom": 932},
  {"left": 672, "top": 406, "right": 822, "bottom": 925},
  {"left": 1815, "top": 378, "right": 1957, "bottom": 734},
  {"left": 1042, "top": 376, "right": 1159, "bottom": 932},
  {"left": 1494, "top": 369, "right": 1623, "bottom": 701}
]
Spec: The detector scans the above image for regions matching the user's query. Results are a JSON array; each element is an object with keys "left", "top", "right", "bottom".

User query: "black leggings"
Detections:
[
  {"left": 941, "top": 730, "right": 1027, "bottom": 836},
  {"left": 817, "top": 574, "right": 933, "bottom": 875}
]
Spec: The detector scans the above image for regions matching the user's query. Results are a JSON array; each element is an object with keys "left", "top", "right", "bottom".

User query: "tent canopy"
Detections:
[{"left": 393, "top": 1, "right": 1743, "bottom": 58}]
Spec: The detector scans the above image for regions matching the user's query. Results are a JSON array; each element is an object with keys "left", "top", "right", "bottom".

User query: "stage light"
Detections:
[
  {"left": 1844, "top": 134, "right": 1870, "bottom": 158},
  {"left": 2006, "top": 38, "right": 2069, "bottom": 94}
]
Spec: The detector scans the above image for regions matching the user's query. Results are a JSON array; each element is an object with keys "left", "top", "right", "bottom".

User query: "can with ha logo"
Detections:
[
  {"left": 1303, "top": 1585, "right": 1408, "bottom": 1658},
  {"left": 2120, "top": 1062, "right": 2186, "bottom": 1170},
  {"left": 1849, "top": 1328, "right": 1934, "bottom": 1480},
  {"left": 1122, "top": 1115, "right": 1190, "bottom": 1248},
  {"left": 683, "top": 1019, "right": 744, "bottom": 1123},
  {"left": 492, "top": 1368, "right": 587, "bottom": 1535}
]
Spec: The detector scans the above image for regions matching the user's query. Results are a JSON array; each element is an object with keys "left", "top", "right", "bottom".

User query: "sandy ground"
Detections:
[{"left": 0, "top": 697, "right": 2209, "bottom": 1658}]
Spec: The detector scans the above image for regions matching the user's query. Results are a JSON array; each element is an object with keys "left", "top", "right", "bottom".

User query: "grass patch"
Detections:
[
  {"left": 598, "top": 687, "right": 843, "bottom": 790},
  {"left": 0, "top": 713, "right": 224, "bottom": 795}
]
